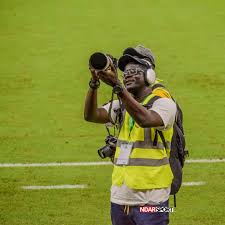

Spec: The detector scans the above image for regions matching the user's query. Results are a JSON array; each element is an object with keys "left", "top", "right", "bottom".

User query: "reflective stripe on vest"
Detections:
[
  {"left": 117, "top": 128, "right": 171, "bottom": 150},
  {"left": 114, "top": 157, "right": 169, "bottom": 166}
]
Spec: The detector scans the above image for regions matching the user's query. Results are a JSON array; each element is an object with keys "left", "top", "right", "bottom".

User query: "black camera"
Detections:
[
  {"left": 89, "top": 52, "right": 117, "bottom": 71},
  {"left": 97, "top": 135, "right": 117, "bottom": 159}
]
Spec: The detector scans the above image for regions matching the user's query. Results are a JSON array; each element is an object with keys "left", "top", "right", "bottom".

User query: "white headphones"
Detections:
[{"left": 142, "top": 59, "right": 156, "bottom": 86}]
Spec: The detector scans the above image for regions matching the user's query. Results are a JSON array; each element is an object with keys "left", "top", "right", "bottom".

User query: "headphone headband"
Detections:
[{"left": 142, "top": 59, "right": 152, "bottom": 69}]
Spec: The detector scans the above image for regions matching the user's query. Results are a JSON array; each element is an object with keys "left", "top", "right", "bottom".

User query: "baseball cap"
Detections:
[
  {"left": 118, "top": 54, "right": 152, "bottom": 71},
  {"left": 123, "top": 45, "right": 155, "bottom": 68}
]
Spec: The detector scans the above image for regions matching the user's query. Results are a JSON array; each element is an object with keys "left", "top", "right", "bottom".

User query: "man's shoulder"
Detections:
[
  {"left": 153, "top": 97, "right": 176, "bottom": 108},
  {"left": 102, "top": 100, "right": 120, "bottom": 112},
  {"left": 150, "top": 97, "right": 177, "bottom": 130},
  {"left": 152, "top": 83, "right": 172, "bottom": 99},
  {"left": 101, "top": 100, "right": 121, "bottom": 125}
]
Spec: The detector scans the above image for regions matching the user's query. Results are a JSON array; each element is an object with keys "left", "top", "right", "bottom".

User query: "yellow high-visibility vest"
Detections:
[
  {"left": 151, "top": 81, "right": 172, "bottom": 99},
  {"left": 112, "top": 93, "right": 174, "bottom": 189}
]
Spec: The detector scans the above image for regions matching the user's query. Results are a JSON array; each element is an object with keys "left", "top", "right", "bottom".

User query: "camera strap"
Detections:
[
  {"left": 108, "top": 90, "right": 124, "bottom": 136},
  {"left": 108, "top": 91, "right": 115, "bottom": 124}
]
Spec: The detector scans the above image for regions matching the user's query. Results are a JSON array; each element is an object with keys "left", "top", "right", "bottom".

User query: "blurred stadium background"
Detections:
[{"left": 0, "top": 0, "right": 225, "bottom": 224}]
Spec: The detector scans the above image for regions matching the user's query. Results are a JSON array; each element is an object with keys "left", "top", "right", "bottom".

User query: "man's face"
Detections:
[{"left": 123, "top": 63, "right": 146, "bottom": 93}]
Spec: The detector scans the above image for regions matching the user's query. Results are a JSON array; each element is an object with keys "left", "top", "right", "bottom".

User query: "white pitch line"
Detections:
[
  {"left": 22, "top": 184, "right": 87, "bottom": 190},
  {"left": 186, "top": 159, "right": 225, "bottom": 163},
  {"left": 0, "top": 159, "right": 225, "bottom": 168},
  {"left": 22, "top": 182, "right": 205, "bottom": 190},
  {"left": 182, "top": 181, "right": 206, "bottom": 186},
  {"left": 0, "top": 162, "right": 112, "bottom": 167}
]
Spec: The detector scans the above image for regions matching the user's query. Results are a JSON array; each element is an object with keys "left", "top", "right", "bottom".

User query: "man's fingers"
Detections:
[
  {"left": 97, "top": 71, "right": 109, "bottom": 80},
  {"left": 98, "top": 73, "right": 111, "bottom": 84},
  {"left": 90, "top": 68, "right": 100, "bottom": 80},
  {"left": 110, "top": 65, "right": 116, "bottom": 73},
  {"left": 97, "top": 70, "right": 107, "bottom": 75}
]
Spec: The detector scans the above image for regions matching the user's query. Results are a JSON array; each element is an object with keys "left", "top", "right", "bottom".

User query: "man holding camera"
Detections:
[{"left": 84, "top": 45, "right": 176, "bottom": 225}]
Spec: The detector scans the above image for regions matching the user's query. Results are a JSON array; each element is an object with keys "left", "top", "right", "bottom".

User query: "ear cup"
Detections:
[
  {"left": 146, "top": 68, "right": 156, "bottom": 85},
  {"left": 141, "top": 59, "right": 156, "bottom": 85}
]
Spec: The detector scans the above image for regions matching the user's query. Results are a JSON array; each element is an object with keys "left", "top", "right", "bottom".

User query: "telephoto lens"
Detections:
[{"left": 89, "top": 52, "right": 112, "bottom": 71}]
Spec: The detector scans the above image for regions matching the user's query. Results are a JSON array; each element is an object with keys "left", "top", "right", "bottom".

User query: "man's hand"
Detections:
[
  {"left": 89, "top": 68, "right": 99, "bottom": 81},
  {"left": 97, "top": 64, "right": 118, "bottom": 87}
]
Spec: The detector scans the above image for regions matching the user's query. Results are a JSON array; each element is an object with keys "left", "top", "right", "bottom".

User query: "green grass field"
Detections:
[{"left": 0, "top": 0, "right": 225, "bottom": 224}]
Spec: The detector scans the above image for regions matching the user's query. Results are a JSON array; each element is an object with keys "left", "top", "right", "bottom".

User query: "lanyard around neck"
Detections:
[{"left": 128, "top": 116, "right": 135, "bottom": 135}]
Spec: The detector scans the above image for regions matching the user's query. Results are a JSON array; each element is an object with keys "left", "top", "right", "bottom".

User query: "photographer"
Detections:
[{"left": 84, "top": 45, "right": 176, "bottom": 225}]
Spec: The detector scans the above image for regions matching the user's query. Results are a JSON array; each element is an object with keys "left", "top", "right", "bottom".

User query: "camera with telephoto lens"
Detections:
[
  {"left": 97, "top": 135, "right": 117, "bottom": 159},
  {"left": 89, "top": 52, "right": 117, "bottom": 71}
]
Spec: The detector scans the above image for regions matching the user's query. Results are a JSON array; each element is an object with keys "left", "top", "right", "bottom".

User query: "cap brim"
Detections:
[
  {"left": 118, "top": 54, "right": 145, "bottom": 71},
  {"left": 123, "top": 47, "right": 142, "bottom": 58},
  {"left": 123, "top": 46, "right": 155, "bottom": 68}
]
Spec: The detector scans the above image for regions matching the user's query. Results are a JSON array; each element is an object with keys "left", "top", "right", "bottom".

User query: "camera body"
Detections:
[
  {"left": 89, "top": 52, "right": 117, "bottom": 71},
  {"left": 97, "top": 135, "right": 117, "bottom": 159}
]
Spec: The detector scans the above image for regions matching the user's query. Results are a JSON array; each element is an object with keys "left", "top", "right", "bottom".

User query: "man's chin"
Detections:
[{"left": 126, "top": 84, "right": 137, "bottom": 93}]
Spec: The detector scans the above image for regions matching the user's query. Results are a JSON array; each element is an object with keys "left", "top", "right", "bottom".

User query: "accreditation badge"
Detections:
[{"left": 116, "top": 142, "right": 133, "bottom": 165}]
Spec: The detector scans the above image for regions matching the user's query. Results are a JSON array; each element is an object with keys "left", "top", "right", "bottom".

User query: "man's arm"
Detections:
[
  {"left": 83, "top": 69, "right": 110, "bottom": 124},
  {"left": 117, "top": 89, "right": 164, "bottom": 128},
  {"left": 97, "top": 67, "right": 163, "bottom": 128}
]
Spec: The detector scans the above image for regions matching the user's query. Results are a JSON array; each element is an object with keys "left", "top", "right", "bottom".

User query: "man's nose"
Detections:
[{"left": 123, "top": 72, "right": 133, "bottom": 79}]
